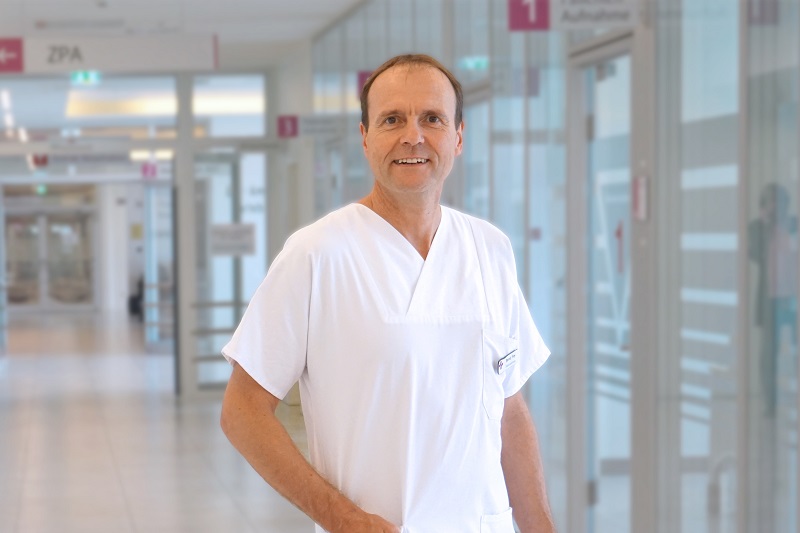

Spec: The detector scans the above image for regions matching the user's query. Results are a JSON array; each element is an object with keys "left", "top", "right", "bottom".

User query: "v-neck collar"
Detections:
[{"left": 351, "top": 203, "right": 446, "bottom": 262}]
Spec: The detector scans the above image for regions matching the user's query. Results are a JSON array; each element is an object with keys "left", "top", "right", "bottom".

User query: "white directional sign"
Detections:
[
  {"left": 6, "top": 35, "right": 217, "bottom": 74},
  {"left": 509, "top": 0, "right": 636, "bottom": 31},
  {"left": 552, "top": 0, "right": 637, "bottom": 29}
]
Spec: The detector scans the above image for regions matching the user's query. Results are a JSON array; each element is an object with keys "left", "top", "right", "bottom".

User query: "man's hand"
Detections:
[
  {"left": 221, "top": 364, "right": 401, "bottom": 533},
  {"left": 336, "top": 511, "right": 401, "bottom": 533}
]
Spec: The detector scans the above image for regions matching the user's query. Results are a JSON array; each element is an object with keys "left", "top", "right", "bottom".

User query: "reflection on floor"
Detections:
[{"left": 0, "top": 313, "right": 313, "bottom": 533}]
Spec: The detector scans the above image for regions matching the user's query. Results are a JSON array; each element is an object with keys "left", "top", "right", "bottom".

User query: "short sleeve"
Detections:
[
  {"left": 221, "top": 235, "right": 311, "bottom": 400},
  {"left": 502, "top": 285, "right": 550, "bottom": 398}
]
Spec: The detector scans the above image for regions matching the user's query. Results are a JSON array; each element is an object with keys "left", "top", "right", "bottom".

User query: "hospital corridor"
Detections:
[
  {"left": 0, "top": 313, "right": 311, "bottom": 532},
  {"left": 0, "top": 0, "right": 799, "bottom": 532}
]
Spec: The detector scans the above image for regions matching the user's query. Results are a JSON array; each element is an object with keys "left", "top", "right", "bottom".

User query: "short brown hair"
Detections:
[{"left": 360, "top": 54, "right": 463, "bottom": 131}]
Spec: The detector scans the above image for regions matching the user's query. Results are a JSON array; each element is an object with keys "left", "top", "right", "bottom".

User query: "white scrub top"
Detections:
[{"left": 223, "top": 204, "right": 550, "bottom": 533}]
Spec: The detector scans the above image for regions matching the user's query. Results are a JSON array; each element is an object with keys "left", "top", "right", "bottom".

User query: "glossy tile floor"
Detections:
[{"left": 0, "top": 313, "right": 314, "bottom": 533}]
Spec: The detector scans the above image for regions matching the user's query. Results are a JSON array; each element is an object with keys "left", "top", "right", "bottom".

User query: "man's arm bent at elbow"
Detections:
[
  {"left": 501, "top": 391, "right": 557, "bottom": 533},
  {"left": 220, "top": 363, "right": 399, "bottom": 533}
]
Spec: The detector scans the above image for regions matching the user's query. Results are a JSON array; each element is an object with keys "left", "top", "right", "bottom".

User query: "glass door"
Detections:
[
  {"left": 193, "top": 150, "right": 268, "bottom": 389},
  {"left": 570, "top": 48, "right": 633, "bottom": 533},
  {"left": 45, "top": 213, "right": 94, "bottom": 307},
  {"left": 5, "top": 215, "right": 41, "bottom": 308},
  {"left": 6, "top": 213, "right": 94, "bottom": 310}
]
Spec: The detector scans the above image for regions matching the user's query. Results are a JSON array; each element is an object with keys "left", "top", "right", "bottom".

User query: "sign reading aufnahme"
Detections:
[
  {"left": 552, "top": 0, "right": 637, "bottom": 29},
  {"left": 509, "top": 0, "right": 636, "bottom": 31}
]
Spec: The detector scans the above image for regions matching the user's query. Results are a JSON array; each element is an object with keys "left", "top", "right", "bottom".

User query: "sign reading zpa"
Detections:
[{"left": 23, "top": 35, "right": 217, "bottom": 74}]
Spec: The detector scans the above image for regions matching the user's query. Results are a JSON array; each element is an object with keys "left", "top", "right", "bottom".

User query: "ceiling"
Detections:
[{"left": 0, "top": 0, "right": 364, "bottom": 45}]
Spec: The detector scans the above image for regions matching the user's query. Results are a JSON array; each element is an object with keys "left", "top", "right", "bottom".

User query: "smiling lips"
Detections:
[{"left": 393, "top": 158, "right": 429, "bottom": 164}]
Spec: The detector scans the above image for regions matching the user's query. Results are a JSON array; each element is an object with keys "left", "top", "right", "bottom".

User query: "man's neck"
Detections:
[{"left": 359, "top": 189, "right": 442, "bottom": 260}]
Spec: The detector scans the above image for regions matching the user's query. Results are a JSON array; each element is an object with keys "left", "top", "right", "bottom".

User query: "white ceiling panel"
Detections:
[{"left": 0, "top": 0, "right": 364, "bottom": 44}]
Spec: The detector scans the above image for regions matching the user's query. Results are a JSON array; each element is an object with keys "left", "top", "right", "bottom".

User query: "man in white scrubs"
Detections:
[{"left": 220, "top": 54, "right": 556, "bottom": 533}]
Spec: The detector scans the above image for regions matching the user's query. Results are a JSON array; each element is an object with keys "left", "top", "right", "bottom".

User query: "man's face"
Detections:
[{"left": 360, "top": 65, "right": 463, "bottom": 198}]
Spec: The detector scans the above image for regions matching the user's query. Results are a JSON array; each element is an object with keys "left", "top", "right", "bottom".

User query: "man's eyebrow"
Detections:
[
  {"left": 421, "top": 108, "right": 449, "bottom": 120},
  {"left": 374, "top": 109, "right": 402, "bottom": 122},
  {"left": 375, "top": 108, "right": 450, "bottom": 122}
]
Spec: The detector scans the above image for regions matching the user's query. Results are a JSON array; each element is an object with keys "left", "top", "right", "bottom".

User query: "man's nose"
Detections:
[{"left": 400, "top": 121, "right": 424, "bottom": 145}]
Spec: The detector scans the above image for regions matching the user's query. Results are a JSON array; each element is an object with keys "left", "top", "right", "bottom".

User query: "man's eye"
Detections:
[
  {"left": 385, "top": 117, "right": 397, "bottom": 124},
  {"left": 427, "top": 116, "right": 441, "bottom": 123}
]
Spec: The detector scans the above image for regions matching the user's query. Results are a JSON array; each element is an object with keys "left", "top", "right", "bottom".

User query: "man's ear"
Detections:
[
  {"left": 455, "top": 120, "right": 465, "bottom": 155},
  {"left": 360, "top": 122, "right": 368, "bottom": 151}
]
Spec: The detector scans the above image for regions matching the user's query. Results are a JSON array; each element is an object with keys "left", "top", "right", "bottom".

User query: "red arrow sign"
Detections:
[{"left": 0, "top": 38, "right": 24, "bottom": 73}]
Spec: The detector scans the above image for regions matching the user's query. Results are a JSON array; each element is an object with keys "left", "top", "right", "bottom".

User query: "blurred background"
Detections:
[{"left": 0, "top": 0, "right": 797, "bottom": 532}]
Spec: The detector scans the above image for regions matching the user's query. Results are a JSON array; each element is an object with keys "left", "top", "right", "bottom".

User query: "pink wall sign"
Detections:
[
  {"left": 508, "top": 0, "right": 549, "bottom": 31},
  {"left": 141, "top": 162, "right": 158, "bottom": 179},
  {"left": 0, "top": 38, "right": 24, "bottom": 73},
  {"left": 277, "top": 115, "right": 299, "bottom": 139}
]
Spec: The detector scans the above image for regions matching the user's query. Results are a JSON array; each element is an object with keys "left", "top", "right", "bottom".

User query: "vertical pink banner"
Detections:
[
  {"left": 277, "top": 115, "right": 299, "bottom": 139},
  {"left": 508, "top": 0, "right": 549, "bottom": 31}
]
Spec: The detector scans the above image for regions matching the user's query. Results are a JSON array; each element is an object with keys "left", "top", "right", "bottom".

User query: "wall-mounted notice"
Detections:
[{"left": 210, "top": 224, "right": 256, "bottom": 256}]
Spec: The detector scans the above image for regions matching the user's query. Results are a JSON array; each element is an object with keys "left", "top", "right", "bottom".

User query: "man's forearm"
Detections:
[
  {"left": 220, "top": 364, "right": 399, "bottom": 533},
  {"left": 501, "top": 392, "right": 556, "bottom": 533}
]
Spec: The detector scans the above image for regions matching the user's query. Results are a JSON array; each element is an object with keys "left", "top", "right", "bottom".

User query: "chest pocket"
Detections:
[
  {"left": 482, "top": 329, "right": 518, "bottom": 420},
  {"left": 480, "top": 508, "right": 514, "bottom": 532}
]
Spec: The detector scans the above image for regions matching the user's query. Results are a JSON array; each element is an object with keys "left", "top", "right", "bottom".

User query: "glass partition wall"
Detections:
[
  {"left": 656, "top": 2, "right": 742, "bottom": 531},
  {"left": 743, "top": 2, "right": 799, "bottom": 531},
  {"left": 312, "top": 0, "right": 800, "bottom": 531}
]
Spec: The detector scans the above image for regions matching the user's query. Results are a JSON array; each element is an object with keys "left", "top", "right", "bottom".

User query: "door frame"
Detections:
[{"left": 566, "top": 31, "right": 635, "bottom": 533}]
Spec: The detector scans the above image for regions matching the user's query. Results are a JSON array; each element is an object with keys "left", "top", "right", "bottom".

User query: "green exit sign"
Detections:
[{"left": 71, "top": 71, "right": 102, "bottom": 86}]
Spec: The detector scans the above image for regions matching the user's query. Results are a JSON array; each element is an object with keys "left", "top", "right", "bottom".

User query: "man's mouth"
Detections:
[{"left": 393, "top": 158, "right": 429, "bottom": 165}]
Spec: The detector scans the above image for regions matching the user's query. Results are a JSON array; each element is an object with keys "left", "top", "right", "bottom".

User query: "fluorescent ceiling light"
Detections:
[
  {"left": 193, "top": 94, "right": 264, "bottom": 115},
  {"left": 67, "top": 92, "right": 264, "bottom": 117},
  {"left": 0, "top": 90, "right": 10, "bottom": 111},
  {"left": 18, "top": 128, "right": 28, "bottom": 142},
  {"left": 4, "top": 113, "right": 14, "bottom": 128},
  {"left": 130, "top": 150, "right": 173, "bottom": 161}
]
